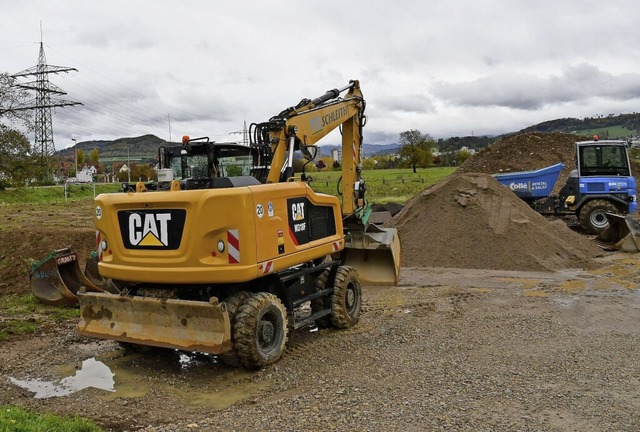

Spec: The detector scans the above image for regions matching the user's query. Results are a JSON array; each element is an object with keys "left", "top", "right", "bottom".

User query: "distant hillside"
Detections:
[
  {"left": 57, "top": 135, "right": 401, "bottom": 161},
  {"left": 55, "top": 112, "right": 640, "bottom": 163},
  {"left": 520, "top": 112, "right": 640, "bottom": 138},
  {"left": 56, "top": 134, "right": 172, "bottom": 162}
]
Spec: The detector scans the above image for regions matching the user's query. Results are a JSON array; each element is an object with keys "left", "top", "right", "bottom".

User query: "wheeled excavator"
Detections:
[{"left": 31, "top": 80, "right": 401, "bottom": 368}]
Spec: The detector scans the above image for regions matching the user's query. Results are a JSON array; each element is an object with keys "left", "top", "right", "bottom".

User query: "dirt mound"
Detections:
[
  {"left": 458, "top": 132, "right": 640, "bottom": 195},
  {"left": 387, "top": 172, "right": 602, "bottom": 271},
  {"left": 457, "top": 132, "right": 590, "bottom": 195},
  {"left": 0, "top": 201, "right": 96, "bottom": 296}
]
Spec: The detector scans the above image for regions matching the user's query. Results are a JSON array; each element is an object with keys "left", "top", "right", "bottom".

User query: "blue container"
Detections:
[{"left": 492, "top": 163, "right": 564, "bottom": 200}]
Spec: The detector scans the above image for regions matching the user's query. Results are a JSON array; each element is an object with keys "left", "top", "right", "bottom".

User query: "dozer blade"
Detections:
[
  {"left": 29, "top": 247, "right": 107, "bottom": 307},
  {"left": 77, "top": 292, "right": 232, "bottom": 354},
  {"left": 598, "top": 213, "right": 640, "bottom": 252},
  {"left": 343, "top": 224, "right": 401, "bottom": 285}
]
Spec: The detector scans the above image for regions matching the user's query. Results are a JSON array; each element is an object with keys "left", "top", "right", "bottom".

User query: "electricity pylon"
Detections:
[{"left": 12, "top": 42, "right": 82, "bottom": 181}]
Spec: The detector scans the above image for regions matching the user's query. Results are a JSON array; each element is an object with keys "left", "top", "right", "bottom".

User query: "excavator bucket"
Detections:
[
  {"left": 343, "top": 224, "right": 401, "bottom": 285},
  {"left": 29, "top": 247, "right": 114, "bottom": 307},
  {"left": 77, "top": 292, "right": 232, "bottom": 354},
  {"left": 597, "top": 213, "right": 640, "bottom": 252}
]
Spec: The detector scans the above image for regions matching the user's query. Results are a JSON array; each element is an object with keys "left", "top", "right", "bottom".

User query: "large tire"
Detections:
[
  {"left": 330, "top": 266, "right": 362, "bottom": 329},
  {"left": 219, "top": 291, "right": 251, "bottom": 367},
  {"left": 234, "top": 292, "right": 288, "bottom": 368},
  {"left": 224, "top": 291, "right": 252, "bottom": 321},
  {"left": 578, "top": 199, "right": 619, "bottom": 234},
  {"left": 310, "top": 269, "right": 332, "bottom": 328}
]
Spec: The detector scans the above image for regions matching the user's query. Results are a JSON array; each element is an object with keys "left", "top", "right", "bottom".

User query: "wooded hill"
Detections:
[
  {"left": 58, "top": 112, "right": 640, "bottom": 162},
  {"left": 520, "top": 112, "right": 640, "bottom": 137}
]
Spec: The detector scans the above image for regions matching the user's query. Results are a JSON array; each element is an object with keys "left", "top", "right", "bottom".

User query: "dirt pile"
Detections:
[
  {"left": 458, "top": 132, "right": 640, "bottom": 195},
  {"left": 457, "top": 132, "right": 589, "bottom": 195},
  {"left": 387, "top": 172, "right": 602, "bottom": 271},
  {"left": 0, "top": 202, "right": 96, "bottom": 296}
]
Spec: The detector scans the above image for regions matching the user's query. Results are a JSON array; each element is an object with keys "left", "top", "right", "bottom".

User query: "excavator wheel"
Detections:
[
  {"left": 330, "top": 266, "right": 362, "bottom": 329},
  {"left": 310, "top": 269, "right": 332, "bottom": 328},
  {"left": 234, "top": 292, "right": 288, "bottom": 369},
  {"left": 578, "top": 199, "right": 619, "bottom": 234},
  {"left": 219, "top": 291, "right": 252, "bottom": 367}
]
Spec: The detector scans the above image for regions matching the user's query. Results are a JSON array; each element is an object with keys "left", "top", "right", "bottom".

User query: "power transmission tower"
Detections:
[
  {"left": 230, "top": 120, "right": 249, "bottom": 146},
  {"left": 12, "top": 41, "right": 82, "bottom": 180}
]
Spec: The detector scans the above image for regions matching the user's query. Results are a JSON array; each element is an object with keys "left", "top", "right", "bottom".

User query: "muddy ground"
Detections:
[
  {"left": 2, "top": 140, "right": 640, "bottom": 432},
  {"left": 2, "top": 199, "right": 640, "bottom": 431}
]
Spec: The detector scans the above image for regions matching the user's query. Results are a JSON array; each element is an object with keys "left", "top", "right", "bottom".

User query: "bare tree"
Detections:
[{"left": 0, "top": 72, "right": 32, "bottom": 131}]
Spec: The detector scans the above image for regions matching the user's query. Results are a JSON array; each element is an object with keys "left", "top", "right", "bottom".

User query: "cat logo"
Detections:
[
  {"left": 118, "top": 209, "right": 186, "bottom": 250},
  {"left": 129, "top": 213, "right": 171, "bottom": 246},
  {"left": 291, "top": 201, "right": 305, "bottom": 221}
]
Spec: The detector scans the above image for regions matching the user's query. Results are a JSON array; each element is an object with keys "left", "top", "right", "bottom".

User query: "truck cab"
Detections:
[{"left": 561, "top": 140, "right": 637, "bottom": 233}]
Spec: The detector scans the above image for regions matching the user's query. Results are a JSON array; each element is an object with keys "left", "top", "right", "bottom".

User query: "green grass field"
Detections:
[
  {"left": 0, "top": 167, "right": 456, "bottom": 205},
  {"left": 575, "top": 125, "right": 636, "bottom": 139},
  {"left": 308, "top": 167, "right": 456, "bottom": 203},
  {"left": 0, "top": 183, "right": 121, "bottom": 205}
]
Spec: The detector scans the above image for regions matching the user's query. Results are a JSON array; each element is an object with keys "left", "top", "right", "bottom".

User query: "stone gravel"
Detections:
[{"left": 3, "top": 260, "right": 640, "bottom": 431}]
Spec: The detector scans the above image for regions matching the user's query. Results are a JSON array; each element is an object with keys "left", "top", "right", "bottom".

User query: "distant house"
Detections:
[{"left": 77, "top": 165, "right": 97, "bottom": 183}]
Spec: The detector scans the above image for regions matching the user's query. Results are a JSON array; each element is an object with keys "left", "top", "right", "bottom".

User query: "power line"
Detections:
[{"left": 11, "top": 41, "right": 81, "bottom": 180}]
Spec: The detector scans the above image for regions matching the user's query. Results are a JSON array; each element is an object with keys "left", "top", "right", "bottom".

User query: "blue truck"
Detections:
[{"left": 493, "top": 139, "right": 637, "bottom": 234}]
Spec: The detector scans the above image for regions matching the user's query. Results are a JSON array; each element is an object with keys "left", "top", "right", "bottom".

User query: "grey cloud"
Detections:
[
  {"left": 364, "top": 130, "right": 399, "bottom": 145},
  {"left": 433, "top": 64, "right": 640, "bottom": 110},
  {"left": 375, "top": 94, "right": 435, "bottom": 114}
]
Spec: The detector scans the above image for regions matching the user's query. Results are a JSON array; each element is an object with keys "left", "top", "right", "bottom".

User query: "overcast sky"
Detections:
[{"left": 2, "top": 0, "right": 640, "bottom": 149}]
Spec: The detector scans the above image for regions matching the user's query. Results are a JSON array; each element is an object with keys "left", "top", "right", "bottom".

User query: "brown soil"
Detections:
[
  {"left": 387, "top": 172, "right": 602, "bottom": 271},
  {"left": 0, "top": 201, "right": 96, "bottom": 296},
  {"left": 457, "top": 131, "right": 640, "bottom": 195}
]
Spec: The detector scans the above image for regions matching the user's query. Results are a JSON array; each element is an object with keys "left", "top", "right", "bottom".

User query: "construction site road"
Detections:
[{"left": 2, "top": 252, "right": 640, "bottom": 432}]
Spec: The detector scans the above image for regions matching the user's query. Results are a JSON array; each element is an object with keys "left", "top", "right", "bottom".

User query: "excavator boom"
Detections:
[{"left": 251, "top": 80, "right": 401, "bottom": 284}]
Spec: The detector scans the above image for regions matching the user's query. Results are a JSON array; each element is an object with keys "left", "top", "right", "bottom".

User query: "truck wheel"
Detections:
[
  {"left": 578, "top": 199, "right": 618, "bottom": 234},
  {"left": 310, "top": 269, "right": 331, "bottom": 328},
  {"left": 234, "top": 292, "right": 288, "bottom": 368},
  {"left": 219, "top": 291, "right": 251, "bottom": 367},
  {"left": 330, "top": 266, "right": 362, "bottom": 329}
]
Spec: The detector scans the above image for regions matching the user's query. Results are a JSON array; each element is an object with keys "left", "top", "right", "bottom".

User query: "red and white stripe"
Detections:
[
  {"left": 260, "top": 260, "right": 274, "bottom": 275},
  {"left": 353, "top": 140, "right": 357, "bottom": 165},
  {"left": 227, "top": 230, "right": 240, "bottom": 264},
  {"left": 95, "top": 231, "right": 103, "bottom": 261},
  {"left": 332, "top": 241, "right": 341, "bottom": 252}
]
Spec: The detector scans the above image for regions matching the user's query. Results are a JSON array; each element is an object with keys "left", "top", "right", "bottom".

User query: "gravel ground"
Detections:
[{"left": 3, "top": 254, "right": 640, "bottom": 431}]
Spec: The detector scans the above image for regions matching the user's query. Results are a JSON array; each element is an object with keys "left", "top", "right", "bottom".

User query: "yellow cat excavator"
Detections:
[{"left": 33, "top": 80, "right": 400, "bottom": 368}]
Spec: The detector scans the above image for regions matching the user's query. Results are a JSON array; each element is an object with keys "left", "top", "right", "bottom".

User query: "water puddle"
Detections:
[
  {"left": 10, "top": 358, "right": 114, "bottom": 399},
  {"left": 9, "top": 348, "right": 272, "bottom": 410}
]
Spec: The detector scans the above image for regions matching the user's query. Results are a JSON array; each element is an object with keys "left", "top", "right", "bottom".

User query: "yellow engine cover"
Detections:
[{"left": 94, "top": 182, "right": 344, "bottom": 284}]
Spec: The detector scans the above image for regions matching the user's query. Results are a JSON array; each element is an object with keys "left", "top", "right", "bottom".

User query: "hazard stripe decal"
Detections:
[
  {"left": 227, "top": 230, "right": 240, "bottom": 264},
  {"left": 262, "top": 261, "right": 274, "bottom": 274},
  {"left": 96, "top": 231, "right": 103, "bottom": 261}
]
